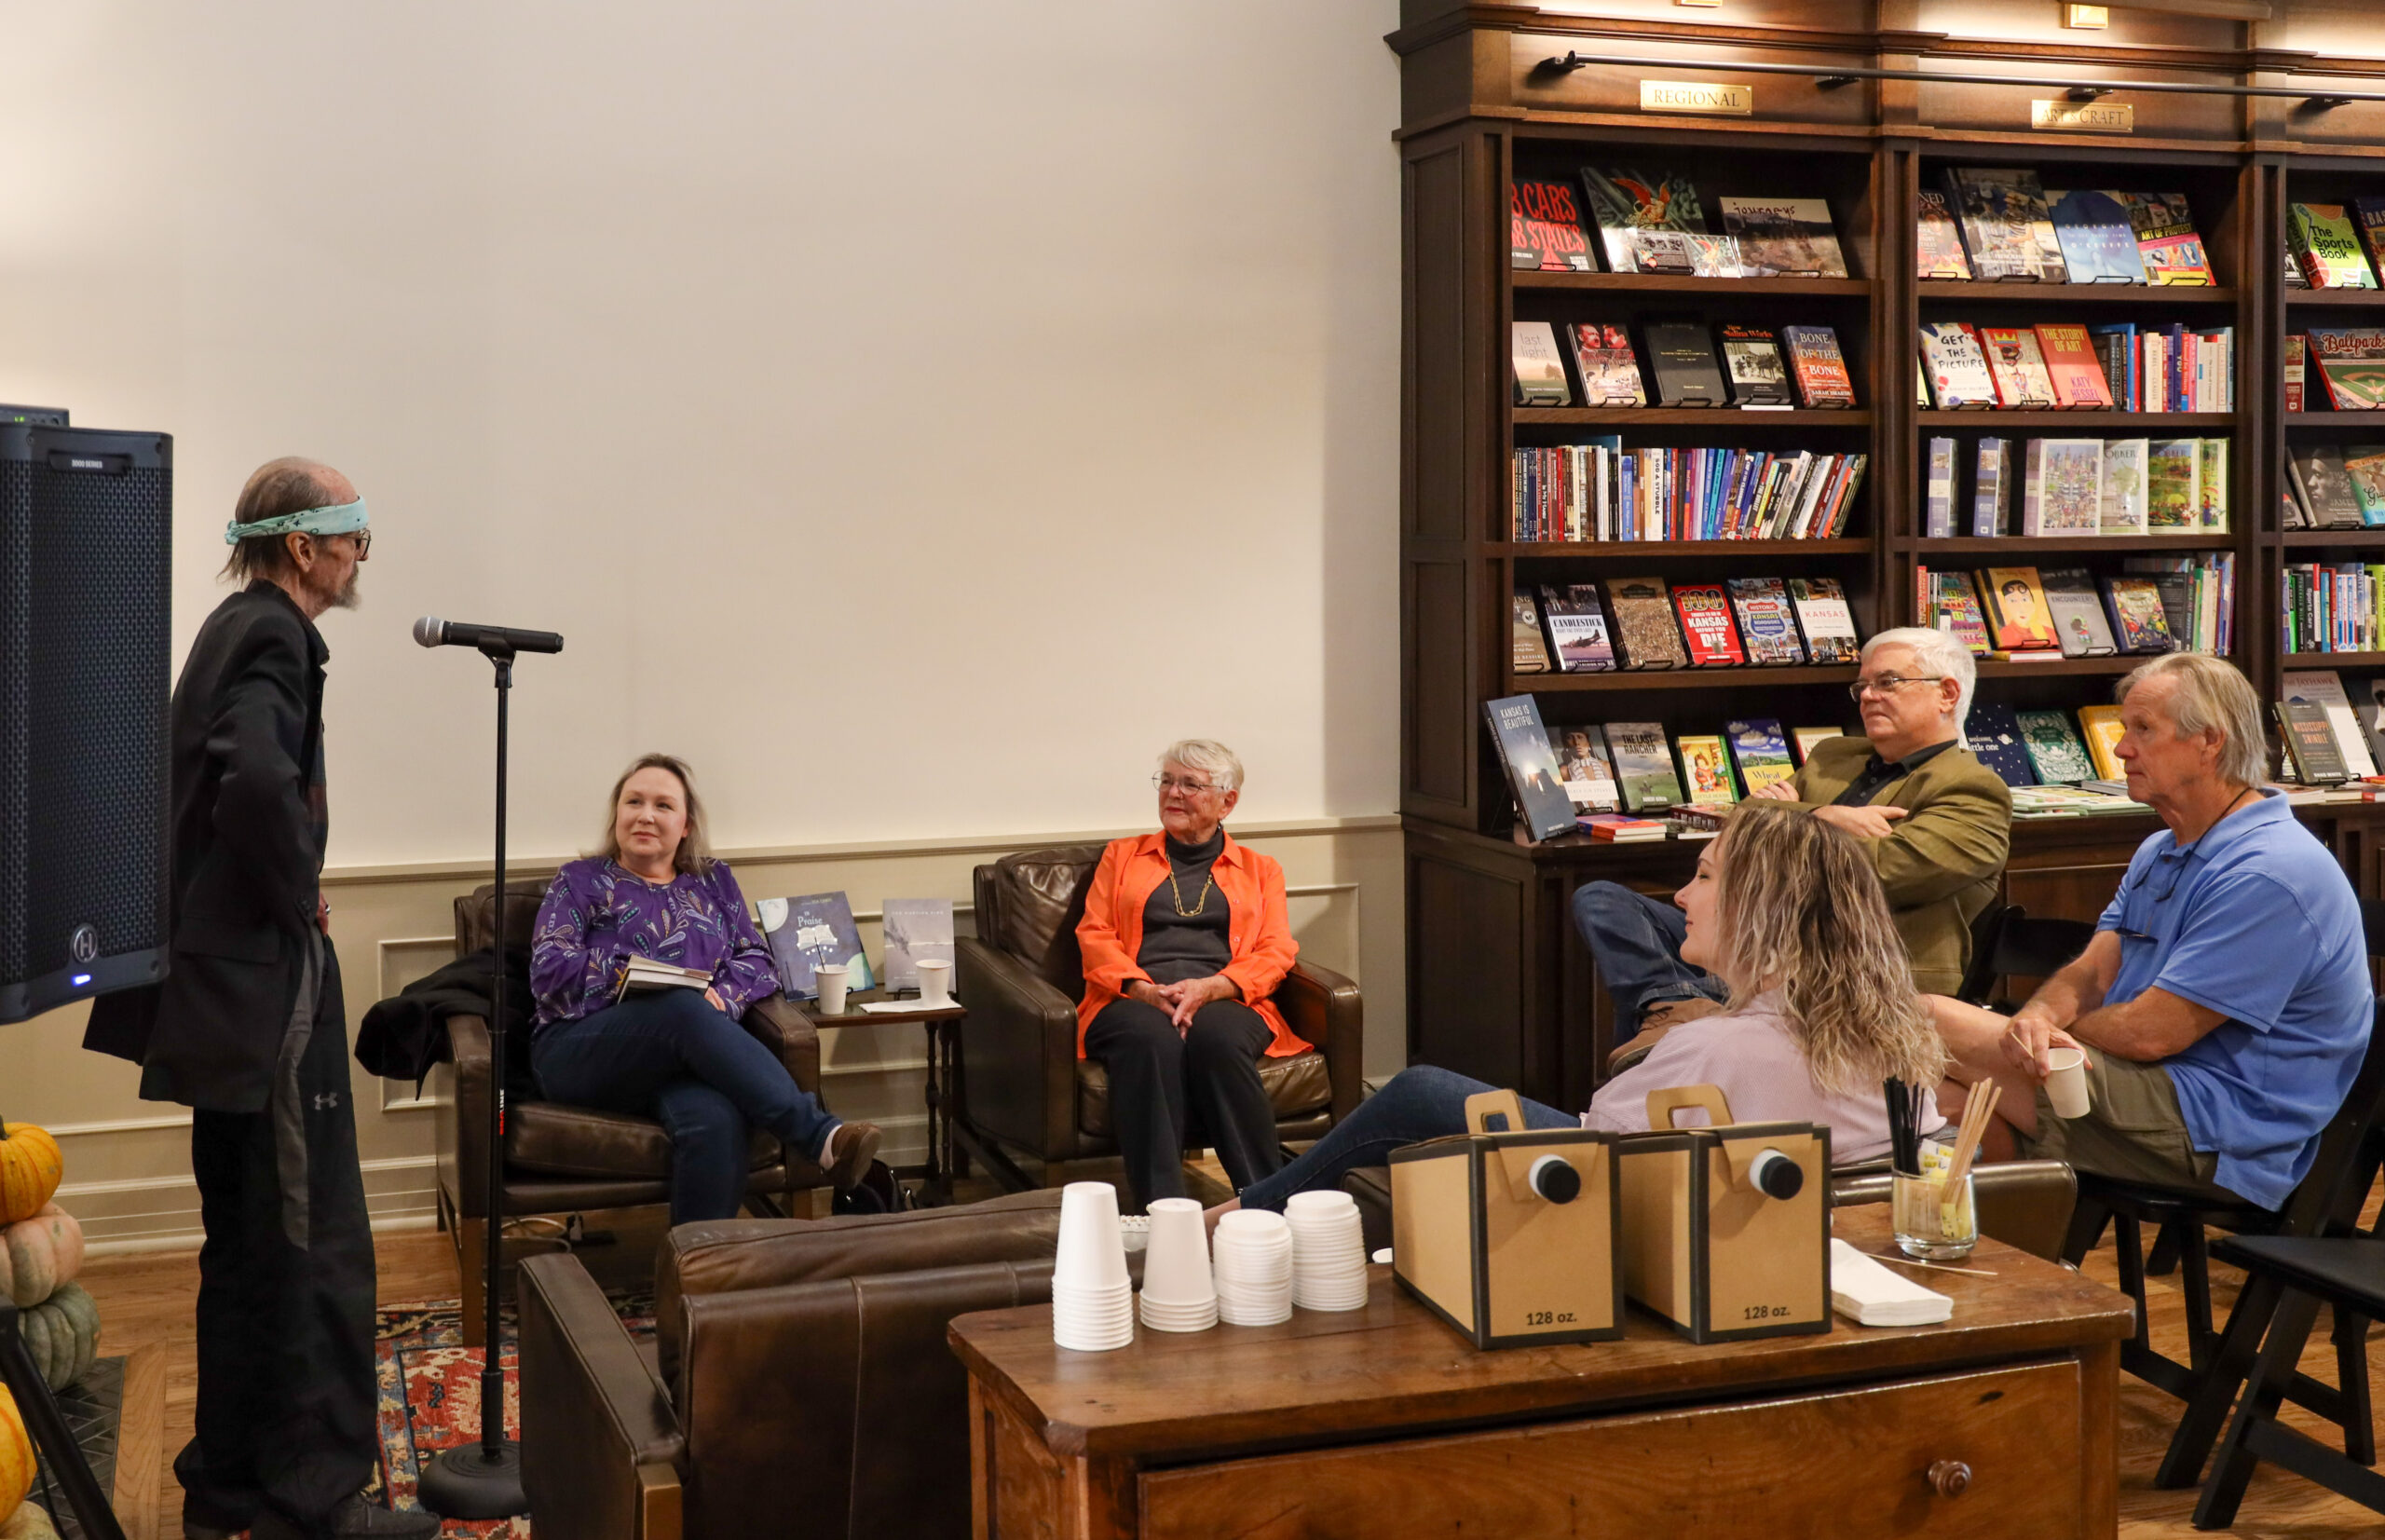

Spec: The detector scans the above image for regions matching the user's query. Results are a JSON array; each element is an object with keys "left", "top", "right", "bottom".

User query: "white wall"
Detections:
[
  {"left": 1, "top": 0, "right": 1407, "bottom": 1244},
  {"left": 0, "top": 0, "right": 1402, "bottom": 863}
]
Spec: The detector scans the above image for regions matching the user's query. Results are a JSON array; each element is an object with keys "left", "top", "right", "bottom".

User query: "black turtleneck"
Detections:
[{"left": 1137, "top": 828, "right": 1232, "bottom": 986}]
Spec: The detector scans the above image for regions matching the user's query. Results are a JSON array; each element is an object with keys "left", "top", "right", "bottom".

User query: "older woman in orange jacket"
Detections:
[{"left": 1077, "top": 740, "right": 1304, "bottom": 1209}]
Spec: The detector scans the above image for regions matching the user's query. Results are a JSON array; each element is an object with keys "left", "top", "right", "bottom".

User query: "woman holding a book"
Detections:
[
  {"left": 528, "top": 753, "right": 880, "bottom": 1223},
  {"left": 1215, "top": 806, "right": 1947, "bottom": 1218},
  {"left": 1077, "top": 740, "right": 1307, "bottom": 1210}
]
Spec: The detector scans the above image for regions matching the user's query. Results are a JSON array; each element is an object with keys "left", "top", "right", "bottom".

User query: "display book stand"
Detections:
[
  {"left": 1389, "top": 5, "right": 2385, "bottom": 1111},
  {"left": 0, "top": 1299, "right": 125, "bottom": 1540}
]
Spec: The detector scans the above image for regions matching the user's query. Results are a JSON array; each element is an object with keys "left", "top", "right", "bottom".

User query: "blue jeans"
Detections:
[
  {"left": 531, "top": 988, "right": 839, "bottom": 1225},
  {"left": 1236, "top": 1066, "right": 1574, "bottom": 1212},
  {"left": 1570, "top": 879, "right": 1727, "bottom": 1032}
]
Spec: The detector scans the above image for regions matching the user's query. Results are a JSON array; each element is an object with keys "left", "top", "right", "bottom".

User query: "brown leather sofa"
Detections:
[
  {"left": 954, "top": 844, "right": 1363, "bottom": 1190},
  {"left": 517, "top": 1189, "right": 1069, "bottom": 1540},
  {"left": 432, "top": 880, "right": 835, "bottom": 1344}
]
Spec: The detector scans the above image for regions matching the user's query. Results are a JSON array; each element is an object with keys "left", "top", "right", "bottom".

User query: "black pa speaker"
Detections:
[{"left": 0, "top": 424, "right": 171, "bottom": 1024}]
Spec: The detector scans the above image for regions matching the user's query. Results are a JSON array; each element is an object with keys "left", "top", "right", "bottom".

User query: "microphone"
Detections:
[{"left": 413, "top": 616, "right": 565, "bottom": 655}]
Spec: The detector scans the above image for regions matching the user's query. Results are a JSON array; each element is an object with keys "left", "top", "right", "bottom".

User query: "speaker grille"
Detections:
[{"left": 0, "top": 456, "right": 29, "bottom": 983}]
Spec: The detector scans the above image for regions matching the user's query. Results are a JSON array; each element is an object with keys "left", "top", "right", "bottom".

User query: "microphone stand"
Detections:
[{"left": 418, "top": 643, "right": 530, "bottom": 1520}]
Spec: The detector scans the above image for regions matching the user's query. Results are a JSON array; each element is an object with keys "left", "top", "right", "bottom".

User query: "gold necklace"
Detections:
[{"left": 1167, "top": 867, "right": 1214, "bottom": 917}]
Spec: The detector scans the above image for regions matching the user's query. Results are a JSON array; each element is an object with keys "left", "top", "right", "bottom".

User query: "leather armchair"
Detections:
[
  {"left": 952, "top": 843, "right": 1364, "bottom": 1187},
  {"left": 431, "top": 880, "right": 831, "bottom": 1345},
  {"left": 517, "top": 1189, "right": 1069, "bottom": 1540}
]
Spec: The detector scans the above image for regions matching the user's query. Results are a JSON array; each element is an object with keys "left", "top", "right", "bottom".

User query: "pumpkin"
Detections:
[
  {"left": 0, "top": 1500, "right": 58, "bottom": 1540},
  {"left": 0, "top": 1124, "right": 61, "bottom": 1227},
  {"left": 0, "top": 1383, "right": 30, "bottom": 1520},
  {"left": 14, "top": 1284, "right": 98, "bottom": 1392},
  {"left": 1, "top": 1206, "right": 85, "bottom": 1309}
]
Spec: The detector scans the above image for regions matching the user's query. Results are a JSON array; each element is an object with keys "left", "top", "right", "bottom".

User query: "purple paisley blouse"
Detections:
[{"left": 530, "top": 857, "right": 779, "bottom": 1029}]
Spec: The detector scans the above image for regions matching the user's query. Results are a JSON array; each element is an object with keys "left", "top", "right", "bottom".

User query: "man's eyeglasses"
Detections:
[
  {"left": 347, "top": 530, "right": 371, "bottom": 558},
  {"left": 1847, "top": 674, "right": 1945, "bottom": 702},
  {"left": 1153, "top": 774, "right": 1221, "bottom": 797}
]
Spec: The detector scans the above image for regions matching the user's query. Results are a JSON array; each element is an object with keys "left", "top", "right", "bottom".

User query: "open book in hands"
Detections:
[{"left": 614, "top": 954, "right": 713, "bottom": 1003}]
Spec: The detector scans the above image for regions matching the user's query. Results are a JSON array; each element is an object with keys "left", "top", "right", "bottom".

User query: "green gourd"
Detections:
[{"left": 15, "top": 1283, "right": 98, "bottom": 1391}]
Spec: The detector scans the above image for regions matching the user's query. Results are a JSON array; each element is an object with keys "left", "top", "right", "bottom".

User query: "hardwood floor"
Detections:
[{"left": 72, "top": 1188, "right": 2384, "bottom": 1538}]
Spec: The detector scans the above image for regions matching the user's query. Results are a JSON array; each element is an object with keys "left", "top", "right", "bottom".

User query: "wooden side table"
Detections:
[
  {"left": 950, "top": 1206, "right": 2135, "bottom": 1539},
  {"left": 800, "top": 988, "right": 970, "bottom": 1203}
]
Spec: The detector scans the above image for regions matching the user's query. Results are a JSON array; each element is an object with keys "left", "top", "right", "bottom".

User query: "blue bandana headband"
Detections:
[{"left": 224, "top": 497, "right": 369, "bottom": 546}]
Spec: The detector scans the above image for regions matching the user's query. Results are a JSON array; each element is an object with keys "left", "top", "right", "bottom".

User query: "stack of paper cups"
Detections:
[
  {"left": 1136, "top": 1198, "right": 1218, "bottom": 1332},
  {"left": 1286, "top": 1191, "right": 1370, "bottom": 1312},
  {"left": 1211, "top": 1209, "right": 1294, "bottom": 1326},
  {"left": 1052, "top": 1180, "right": 1134, "bottom": 1351}
]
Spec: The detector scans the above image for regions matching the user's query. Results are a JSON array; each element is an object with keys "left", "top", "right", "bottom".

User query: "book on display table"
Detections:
[{"left": 1486, "top": 695, "right": 1580, "bottom": 841}]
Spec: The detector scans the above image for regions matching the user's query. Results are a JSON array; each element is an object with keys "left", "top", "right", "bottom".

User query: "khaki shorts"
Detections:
[{"left": 2014, "top": 1047, "right": 2238, "bottom": 1203}]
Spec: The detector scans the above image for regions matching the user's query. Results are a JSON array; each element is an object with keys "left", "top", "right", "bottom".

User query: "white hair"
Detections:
[
  {"left": 2118, "top": 653, "right": 2268, "bottom": 789},
  {"left": 1863, "top": 626, "right": 1977, "bottom": 731},
  {"left": 1159, "top": 739, "right": 1243, "bottom": 792}
]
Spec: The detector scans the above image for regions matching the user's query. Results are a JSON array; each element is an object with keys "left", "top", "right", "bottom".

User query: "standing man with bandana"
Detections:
[{"left": 87, "top": 459, "right": 433, "bottom": 1540}]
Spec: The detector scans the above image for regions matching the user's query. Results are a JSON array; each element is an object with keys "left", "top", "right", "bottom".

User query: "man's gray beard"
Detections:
[{"left": 329, "top": 572, "right": 361, "bottom": 610}]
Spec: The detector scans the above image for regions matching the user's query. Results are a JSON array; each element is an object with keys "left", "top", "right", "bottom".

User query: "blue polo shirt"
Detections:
[{"left": 2096, "top": 789, "right": 2372, "bottom": 1209}]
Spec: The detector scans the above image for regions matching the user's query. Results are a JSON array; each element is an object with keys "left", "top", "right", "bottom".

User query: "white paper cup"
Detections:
[
  {"left": 813, "top": 964, "right": 851, "bottom": 1015},
  {"left": 916, "top": 958, "right": 953, "bottom": 1007},
  {"left": 1139, "top": 1199, "right": 1216, "bottom": 1307},
  {"left": 2045, "top": 1046, "right": 2092, "bottom": 1120},
  {"left": 1056, "top": 1181, "right": 1131, "bottom": 1290}
]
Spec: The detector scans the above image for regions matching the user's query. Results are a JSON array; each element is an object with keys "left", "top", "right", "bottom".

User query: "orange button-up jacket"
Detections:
[{"left": 1073, "top": 830, "right": 1306, "bottom": 1059}]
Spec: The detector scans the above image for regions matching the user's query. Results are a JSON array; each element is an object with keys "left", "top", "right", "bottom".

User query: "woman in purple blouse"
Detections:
[{"left": 530, "top": 754, "right": 879, "bottom": 1222}]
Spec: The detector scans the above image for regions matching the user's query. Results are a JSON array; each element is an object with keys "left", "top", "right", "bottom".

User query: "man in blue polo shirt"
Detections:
[{"left": 1930, "top": 653, "right": 2371, "bottom": 1208}]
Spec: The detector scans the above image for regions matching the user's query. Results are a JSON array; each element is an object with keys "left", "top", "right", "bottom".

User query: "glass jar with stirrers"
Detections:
[{"left": 1884, "top": 1077, "right": 2001, "bottom": 1261}]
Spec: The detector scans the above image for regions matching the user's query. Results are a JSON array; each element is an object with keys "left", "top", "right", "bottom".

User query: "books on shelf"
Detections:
[
  {"left": 1786, "top": 576, "right": 1860, "bottom": 663},
  {"left": 1979, "top": 566, "right": 2059, "bottom": 654},
  {"left": 1973, "top": 438, "right": 2011, "bottom": 536},
  {"left": 1716, "top": 196, "right": 1848, "bottom": 278},
  {"left": 2042, "top": 568, "right": 2119, "bottom": 657},
  {"left": 2047, "top": 189, "right": 2149, "bottom": 284},
  {"left": 1604, "top": 720, "right": 1685, "bottom": 812},
  {"left": 2283, "top": 562, "right": 2385, "bottom": 654},
  {"left": 1606, "top": 577, "right": 1689, "bottom": 670},
  {"left": 1486, "top": 695, "right": 1582, "bottom": 841},
  {"left": 1920, "top": 321, "right": 1997, "bottom": 409},
  {"left": 1513, "top": 321, "right": 1570, "bottom": 405},
  {"left": 1510, "top": 179, "right": 1596, "bottom": 271},
  {"left": 1584, "top": 812, "right": 1669, "bottom": 842},
  {"left": 2308, "top": 329, "right": 2385, "bottom": 412},
  {"left": 1726, "top": 717, "right": 1797, "bottom": 793},
  {"left": 1512, "top": 587, "right": 1552, "bottom": 673},
  {"left": 2280, "top": 670, "right": 2381, "bottom": 780},
  {"left": 2101, "top": 438, "right": 2149, "bottom": 535},
  {"left": 2146, "top": 439, "right": 2201, "bottom": 530},
  {"left": 2286, "top": 334, "right": 2308, "bottom": 413},
  {"left": 2016, "top": 708, "right": 2097, "bottom": 784},
  {"left": 2102, "top": 575, "right": 2178, "bottom": 653},
  {"left": 1676, "top": 733, "right": 1738, "bottom": 803},
  {"left": 1508, "top": 443, "right": 1865, "bottom": 542},
  {"left": 2351, "top": 199, "right": 2385, "bottom": 285},
  {"left": 1965, "top": 703, "right": 2037, "bottom": 788},
  {"left": 1580, "top": 167, "right": 1708, "bottom": 275},
  {"left": 1980, "top": 326, "right": 2059, "bottom": 409},
  {"left": 1780, "top": 325, "right": 1858, "bottom": 408},
  {"left": 2123, "top": 554, "right": 2233, "bottom": 655},
  {"left": 2287, "top": 443, "right": 2365, "bottom": 529},
  {"left": 2278, "top": 698, "right": 2353, "bottom": 784},
  {"left": 1726, "top": 576, "right": 1806, "bottom": 663},
  {"left": 1672, "top": 582, "right": 1746, "bottom": 667},
  {"left": 1645, "top": 321, "right": 1729, "bottom": 406},
  {"left": 2077, "top": 703, "right": 2127, "bottom": 780},
  {"left": 2020, "top": 439, "right": 2105, "bottom": 536},
  {"left": 1567, "top": 323, "right": 1647, "bottom": 407},
  {"left": 2290, "top": 203, "right": 2379, "bottom": 291},
  {"left": 1943, "top": 167, "right": 2066, "bottom": 283},
  {"left": 1792, "top": 726, "right": 1844, "bottom": 763},
  {"left": 1552, "top": 725, "right": 1621, "bottom": 812},
  {"left": 2346, "top": 446, "right": 2385, "bottom": 525},
  {"left": 1539, "top": 583, "right": 1617, "bottom": 672},
  {"left": 2117, "top": 192, "right": 2214, "bottom": 286},
  {"left": 757, "top": 893, "right": 875, "bottom": 1000},
  {"left": 1924, "top": 569, "right": 1992, "bottom": 654},
  {"left": 1719, "top": 323, "right": 1792, "bottom": 406},
  {"left": 1925, "top": 436, "right": 1956, "bottom": 538},
  {"left": 1916, "top": 190, "right": 1972, "bottom": 280},
  {"left": 2036, "top": 324, "right": 2117, "bottom": 410}
]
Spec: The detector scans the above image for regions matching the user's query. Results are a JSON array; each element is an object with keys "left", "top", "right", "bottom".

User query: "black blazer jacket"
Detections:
[{"left": 86, "top": 581, "right": 331, "bottom": 1112}]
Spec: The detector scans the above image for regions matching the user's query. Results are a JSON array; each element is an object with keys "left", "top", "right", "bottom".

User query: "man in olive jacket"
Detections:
[
  {"left": 1574, "top": 627, "right": 2011, "bottom": 1070},
  {"left": 86, "top": 459, "right": 429, "bottom": 1540}
]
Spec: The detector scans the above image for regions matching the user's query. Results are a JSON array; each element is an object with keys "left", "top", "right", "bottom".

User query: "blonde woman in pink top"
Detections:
[{"left": 1228, "top": 806, "right": 1947, "bottom": 1215}]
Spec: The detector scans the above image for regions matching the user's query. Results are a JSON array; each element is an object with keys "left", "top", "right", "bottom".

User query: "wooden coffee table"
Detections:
[{"left": 949, "top": 1206, "right": 2135, "bottom": 1539}]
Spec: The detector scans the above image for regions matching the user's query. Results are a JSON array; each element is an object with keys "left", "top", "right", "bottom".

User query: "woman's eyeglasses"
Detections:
[{"left": 1152, "top": 774, "right": 1221, "bottom": 797}]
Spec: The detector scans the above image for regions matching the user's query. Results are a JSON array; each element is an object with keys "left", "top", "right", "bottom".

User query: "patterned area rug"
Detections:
[{"left": 372, "top": 1294, "right": 656, "bottom": 1537}]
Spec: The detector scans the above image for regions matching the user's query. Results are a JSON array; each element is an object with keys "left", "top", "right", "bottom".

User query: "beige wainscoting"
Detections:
[{"left": 17, "top": 815, "right": 1404, "bottom": 1250}]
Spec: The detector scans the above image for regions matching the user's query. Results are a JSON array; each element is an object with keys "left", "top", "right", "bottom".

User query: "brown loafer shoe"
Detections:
[
  {"left": 1605, "top": 996, "right": 1724, "bottom": 1076},
  {"left": 825, "top": 1121, "right": 882, "bottom": 1190}
]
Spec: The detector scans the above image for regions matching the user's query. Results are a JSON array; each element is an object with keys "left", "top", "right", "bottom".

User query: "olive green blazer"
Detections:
[{"left": 1785, "top": 736, "right": 2013, "bottom": 996}]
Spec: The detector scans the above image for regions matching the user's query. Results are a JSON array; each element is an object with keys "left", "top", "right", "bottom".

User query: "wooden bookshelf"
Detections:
[{"left": 1391, "top": 2, "right": 2385, "bottom": 1107}]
